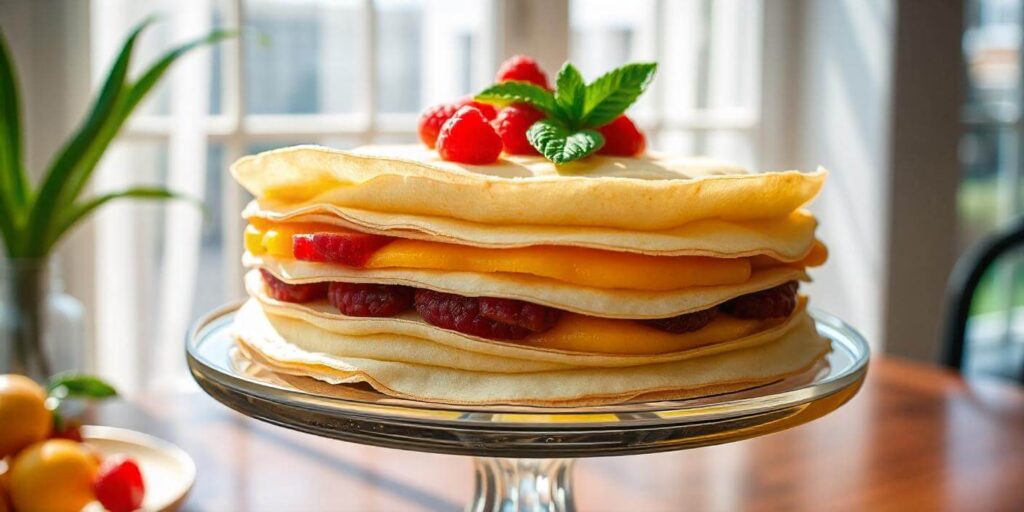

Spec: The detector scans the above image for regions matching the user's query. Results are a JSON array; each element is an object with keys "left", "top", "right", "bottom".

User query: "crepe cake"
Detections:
[{"left": 228, "top": 56, "right": 832, "bottom": 406}]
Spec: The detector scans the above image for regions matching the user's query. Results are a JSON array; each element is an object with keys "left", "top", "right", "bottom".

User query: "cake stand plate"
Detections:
[{"left": 187, "top": 303, "right": 868, "bottom": 512}]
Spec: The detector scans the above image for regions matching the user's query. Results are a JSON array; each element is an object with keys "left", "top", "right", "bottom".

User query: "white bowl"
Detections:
[{"left": 81, "top": 426, "right": 196, "bottom": 512}]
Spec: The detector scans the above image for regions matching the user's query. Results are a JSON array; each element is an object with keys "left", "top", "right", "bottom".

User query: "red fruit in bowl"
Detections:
[
  {"left": 94, "top": 456, "right": 145, "bottom": 512},
  {"left": 436, "top": 106, "right": 503, "bottom": 165},
  {"left": 496, "top": 55, "right": 550, "bottom": 89},
  {"left": 597, "top": 115, "right": 646, "bottom": 156},
  {"left": 51, "top": 419, "right": 84, "bottom": 442},
  {"left": 292, "top": 232, "right": 394, "bottom": 266},
  {"left": 493, "top": 104, "right": 545, "bottom": 155}
]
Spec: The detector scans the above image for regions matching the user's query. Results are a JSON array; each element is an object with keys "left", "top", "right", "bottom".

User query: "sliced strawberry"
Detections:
[{"left": 292, "top": 232, "right": 394, "bottom": 267}]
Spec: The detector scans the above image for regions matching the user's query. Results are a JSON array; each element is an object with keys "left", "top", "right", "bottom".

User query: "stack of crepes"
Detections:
[{"left": 232, "top": 144, "right": 831, "bottom": 406}]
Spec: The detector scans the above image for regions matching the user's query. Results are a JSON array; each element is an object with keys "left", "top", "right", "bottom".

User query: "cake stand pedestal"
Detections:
[{"left": 187, "top": 304, "right": 868, "bottom": 512}]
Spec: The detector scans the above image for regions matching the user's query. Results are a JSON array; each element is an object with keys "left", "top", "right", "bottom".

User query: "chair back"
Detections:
[{"left": 942, "top": 217, "right": 1024, "bottom": 383}]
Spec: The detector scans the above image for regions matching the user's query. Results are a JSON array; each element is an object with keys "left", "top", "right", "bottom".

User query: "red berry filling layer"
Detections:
[{"left": 259, "top": 271, "right": 800, "bottom": 342}]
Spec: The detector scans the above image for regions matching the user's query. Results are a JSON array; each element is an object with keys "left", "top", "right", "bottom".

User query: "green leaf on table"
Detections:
[
  {"left": 554, "top": 62, "right": 586, "bottom": 123},
  {"left": 581, "top": 62, "right": 657, "bottom": 127},
  {"left": 475, "top": 81, "right": 561, "bottom": 119},
  {"left": 526, "top": 119, "right": 605, "bottom": 164},
  {"left": 47, "top": 373, "right": 119, "bottom": 400}
]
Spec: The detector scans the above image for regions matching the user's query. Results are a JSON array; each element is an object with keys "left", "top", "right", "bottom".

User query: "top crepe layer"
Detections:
[{"left": 232, "top": 145, "right": 827, "bottom": 231}]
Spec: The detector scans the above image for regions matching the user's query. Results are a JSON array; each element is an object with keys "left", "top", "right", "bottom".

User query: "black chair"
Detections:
[{"left": 942, "top": 216, "right": 1024, "bottom": 384}]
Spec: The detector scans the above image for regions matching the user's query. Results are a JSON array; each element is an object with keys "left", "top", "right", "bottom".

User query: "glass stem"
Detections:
[{"left": 470, "top": 458, "right": 576, "bottom": 512}]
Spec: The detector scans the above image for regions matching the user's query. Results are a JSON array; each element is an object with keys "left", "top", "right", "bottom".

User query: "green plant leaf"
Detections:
[
  {"left": 55, "top": 28, "right": 236, "bottom": 240},
  {"left": 581, "top": 62, "right": 657, "bottom": 127},
  {"left": 475, "top": 82, "right": 561, "bottom": 119},
  {"left": 49, "top": 187, "right": 200, "bottom": 247},
  {"left": 526, "top": 119, "right": 605, "bottom": 164},
  {"left": 554, "top": 62, "right": 586, "bottom": 124},
  {"left": 23, "top": 17, "right": 155, "bottom": 256},
  {"left": 0, "top": 28, "right": 26, "bottom": 254},
  {"left": 25, "top": 24, "right": 233, "bottom": 256},
  {"left": 46, "top": 373, "right": 118, "bottom": 400}
]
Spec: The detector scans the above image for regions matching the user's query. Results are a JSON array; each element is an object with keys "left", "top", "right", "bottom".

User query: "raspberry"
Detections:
[
  {"left": 328, "top": 282, "right": 414, "bottom": 317},
  {"left": 478, "top": 296, "right": 561, "bottom": 332},
  {"left": 597, "top": 115, "right": 646, "bottom": 156},
  {"left": 721, "top": 281, "right": 799, "bottom": 319},
  {"left": 457, "top": 97, "right": 497, "bottom": 121},
  {"left": 260, "top": 269, "right": 328, "bottom": 303},
  {"left": 643, "top": 307, "right": 717, "bottom": 334},
  {"left": 292, "top": 232, "right": 394, "bottom": 267},
  {"left": 436, "top": 106, "right": 503, "bottom": 164},
  {"left": 496, "top": 55, "right": 550, "bottom": 89},
  {"left": 418, "top": 103, "right": 459, "bottom": 149},
  {"left": 414, "top": 289, "right": 560, "bottom": 340},
  {"left": 493, "top": 104, "right": 545, "bottom": 155},
  {"left": 417, "top": 99, "right": 498, "bottom": 149}
]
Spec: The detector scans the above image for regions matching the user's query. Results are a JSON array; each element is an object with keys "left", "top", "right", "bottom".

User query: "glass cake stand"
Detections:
[{"left": 186, "top": 302, "right": 869, "bottom": 512}]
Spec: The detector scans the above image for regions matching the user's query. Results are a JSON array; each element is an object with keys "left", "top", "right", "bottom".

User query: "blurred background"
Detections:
[{"left": 0, "top": 0, "right": 1006, "bottom": 393}]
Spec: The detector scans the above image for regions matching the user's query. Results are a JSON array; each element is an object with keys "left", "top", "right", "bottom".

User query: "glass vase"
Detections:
[{"left": 0, "top": 258, "right": 85, "bottom": 381}]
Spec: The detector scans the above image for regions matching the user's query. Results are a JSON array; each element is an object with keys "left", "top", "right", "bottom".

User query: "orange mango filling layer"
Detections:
[
  {"left": 528, "top": 311, "right": 784, "bottom": 354},
  {"left": 245, "top": 221, "right": 824, "bottom": 291}
]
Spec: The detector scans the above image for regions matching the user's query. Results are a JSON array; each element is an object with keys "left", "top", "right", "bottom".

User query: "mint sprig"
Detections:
[
  {"left": 475, "top": 81, "right": 560, "bottom": 118},
  {"left": 527, "top": 119, "right": 604, "bottom": 164},
  {"left": 476, "top": 61, "right": 656, "bottom": 164}
]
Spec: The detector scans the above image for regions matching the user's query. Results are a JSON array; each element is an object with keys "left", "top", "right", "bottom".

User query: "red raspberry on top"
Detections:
[
  {"left": 436, "top": 106, "right": 503, "bottom": 164},
  {"left": 493, "top": 104, "right": 545, "bottom": 155},
  {"left": 417, "top": 99, "right": 498, "bottom": 149},
  {"left": 418, "top": 103, "right": 459, "bottom": 149},
  {"left": 458, "top": 97, "right": 497, "bottom": 121},
  {"left": 496, "top": 55, "right": 550, "bottom": 89},
  {"left": 597, "top": 115, "right": 646, "bottom": 156}
]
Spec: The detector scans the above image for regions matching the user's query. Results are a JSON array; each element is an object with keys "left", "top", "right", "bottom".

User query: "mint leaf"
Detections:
[
  {"left": 581, "top": 62, "right": 657, "bottom": 127},
  {"left": 47, "top": 373, "right": 118, "bottom": 400},
  {"left": 526, "top": 119, "right": 605, "bottom": 164},
  {"left": 554, "top": 62, "right": 586, "bottom": 122},
  {"left": 475, "top": 82, "right": 562, "bottom": 119}
]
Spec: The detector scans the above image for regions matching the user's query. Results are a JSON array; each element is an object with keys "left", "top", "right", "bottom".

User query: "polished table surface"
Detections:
[{"left": 91, "top": 357, "right": 1024, "bottom": 512}]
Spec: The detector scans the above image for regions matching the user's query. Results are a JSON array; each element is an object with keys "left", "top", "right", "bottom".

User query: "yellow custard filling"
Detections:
[{"left": 244, "top": 221, "right": 822, "bottom": 291}]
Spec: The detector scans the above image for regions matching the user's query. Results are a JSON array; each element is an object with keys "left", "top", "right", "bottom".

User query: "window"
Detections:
[{"left": 88, "top": 0, "right": 768, "bottom": 392}]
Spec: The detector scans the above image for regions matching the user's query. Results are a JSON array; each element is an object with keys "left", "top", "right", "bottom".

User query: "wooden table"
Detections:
[{"left": 93, "top": 357, "right": 1024, "bottom": 512}]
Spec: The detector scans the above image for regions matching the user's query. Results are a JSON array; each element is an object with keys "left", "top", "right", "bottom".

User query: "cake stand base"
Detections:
[{"left": 471, "top": 458, "right": 575, "bottom": 512}]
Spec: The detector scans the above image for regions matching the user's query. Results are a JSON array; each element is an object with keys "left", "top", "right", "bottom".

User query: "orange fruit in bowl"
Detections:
[
  {"left": 0, "top": 460, "right": 10, "bottom": 512},
  {"left": 0, "top": 375, "right": 52, "bottom": 459},
  {"left": 9, "top": 439, "right": 100, "bottom": 512}
]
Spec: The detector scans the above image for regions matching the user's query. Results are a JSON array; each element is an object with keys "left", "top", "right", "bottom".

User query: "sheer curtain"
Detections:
[{"left": 84, "top": 0, "right": 770, "bottom": 393}]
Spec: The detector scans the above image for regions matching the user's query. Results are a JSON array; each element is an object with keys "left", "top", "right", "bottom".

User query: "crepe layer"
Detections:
[
  {"left": 234, "top": 299, "right": 830, "bottom": 406},
  {"left": 231, "top": 145, "right": 827, "bottom": 231}
]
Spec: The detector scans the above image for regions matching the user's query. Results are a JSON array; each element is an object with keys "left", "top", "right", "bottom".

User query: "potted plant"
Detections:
[{"left": 0, "top": 19, "right": 232, "bottom": 380}]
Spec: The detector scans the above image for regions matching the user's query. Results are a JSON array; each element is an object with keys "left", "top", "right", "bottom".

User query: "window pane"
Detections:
[
  {"left": 244, "top": 0, "right": 363, "bottom": 114},
  {"left": 92, "top": 0, "right": 230, "bottom": 116},
  {"left": 570, "top": 0, "right": 763, "bottom": 157},
  {"left": 377, "top": 0, "right": 493, "bottom": 113}
]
